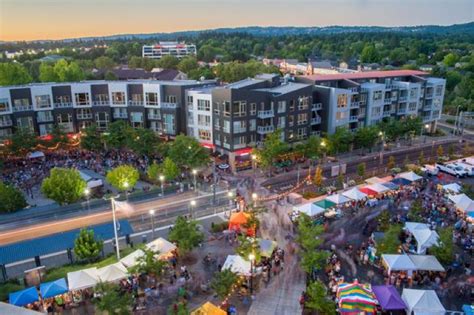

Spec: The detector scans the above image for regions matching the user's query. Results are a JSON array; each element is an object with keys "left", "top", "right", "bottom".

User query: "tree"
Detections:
[
  {"left": 408, "top": 200, "right": 424, "bottom": 221},
  {"left": 448, "top": 144, "right": 455, "bottom": 157},
  {"left": 0, "top": 63, "right": 32, "bottom": 85},
  {"left": 39, "top": 63, "right": 59, "bottom": 82},
  {"left": 94, "top": 56, "right": 116, "bottom": 70},
  {"left": 378, "top": 225, "right": 402, "bottom": 255},
  {"left": 443, "top": 53, "right": 459, "bottom": 67},
  {"left": 0, "top": 182, "right": 27, "bottom": 213},
  {"left": 80, "top": 124, "right": 103, "bottom": 151},
  {"left": 210, "top": 269, "right": 238, "bottom": 300},
  {"left": 354, "top": 126, "right": 380, "bottom": 151},
  {"left": 296, "top": 214, "right": 328, "bottom": 274},
  {"left": 387, "top": 156, "right": 396, "bottom": 169},
  {"left": 104, "top": 71, "right": 118, "bottom": 80},
  {"left": 158, "top": 55, "right": 179, "bottom": 69},
  {"left": 437, "top": 145, "right": 444, "bottom": 159},
  {"left": 168, "top": 216, "right": 204, "bottom": 255},
  {"left": 74, "top": 228, "right": 104, "bottom": 262},
  {"left": 304, "top": 281, "right": 337, "bottom": 315},
  {"left": 41, "top": 168, "right": 87, "bottom": 205},
  {"left": 177, "top": 57, "right": 199, "bottom": 74},
  {"left": 296, "top": 135, "right": 321, "bottom": 160},
  {"left": 377, "top": 210, "right": 391, "bottom": 232},
  {"left": 360, "top": 44, "right": 379, "bottom": 63},
  {"left": 357, "top": 162, "right": 366, "bottom": 178},
  {"left": 147, "top": 163, "right": 161, "bottom": 182},
  {"left": 126, "top": 127, "right": 159, "bottom": 157},
  {"left": 167, "top": 134, "right": 209, "bottom": 169},
  {"left": 313, "top": 165, "right": 323, "bottom": 190},
  {"left": 49, "top": 125, "right": 69, "bottom": 146},
  {"left": 6, "top": 129, "right": 38, "bottom": 156},
  {"left": 161, "top": 157, "right": 180, "bottom": 181},
  {"left": 128, "top": 247, "right": 166, "bottom": 276},
  {"left": 236, "top": 236, "right": 261, "bottom": 263},
  {"left": 430, "top": 227, "right": 454, "bottom": 265},
  {"left": 253, "top": 129, "right": 288, "bottom": 172},
  {"left": 53, "top": 60, "right": 85, "bottom": 82},
  {"left": 327, "top": 127, "right": 353, "bottom": 154},
  {"left": 106, "top": 165, "right": 140, "bottom": 192},
  {"left": 104, "top": 121, "right": 133, "bottom": 149},
  {"left": 418, "top": 151, "right": 425, "bottom": 165},
  {"left": 93, "top": 282, "right": 132, "bottom": 315}
]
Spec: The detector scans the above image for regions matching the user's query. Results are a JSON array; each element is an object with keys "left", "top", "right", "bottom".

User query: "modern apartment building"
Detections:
[
  {"left": 0, "top": 80, "right": 215, "bottom": 140},
  {"left": 142, "top": 42, "right": 197, "bottom": 59}
]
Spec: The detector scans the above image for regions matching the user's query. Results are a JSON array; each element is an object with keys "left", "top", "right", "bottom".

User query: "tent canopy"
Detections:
[
  {"left": 399, "top": 171, "right": 423, "bottom": 182},
  {"left": 67, "top": 267, "right": 99, "bottom": 291},
  {"left": 120, "top": 249, "right": 145, "bottom": 268},
  {"left": 40, "top": 278, "right": 68, "bottom": 299},
  {"left": 442, "top": 183, "right": 462, "bottom": 194},
  {"left": 228, "top": 211, "right": 249, "bottom": 230},
  {"left": 401, "top": 289, "right": 445, "bottom": 315},
  {"left": 9, "top": 287, "right": 39, "bottom": 307},
  {"left": 382, "top": 254, "right": 416, "bottom": 272},
  {"left": 294, "top": 202, "right": 325, "bottom": 217},
  {"left": 448, "top": 193, "right": 474, "bottom": 212},
  {"left": 146, "top": 237, "right": 177, "bottom": 259},
  {"left": 222, "top": 255, "right": 251, "bottom": 276},
  {"left": 365, "top": 177, "right": 386, "bottom": 184},
  {"left": 382, "top": 182, "right": 399, "bottom": 190},
  {"left": 325, "top": 194, "right": 350, "bottom": 205},
  {"left": 391, "top": 177, "right": 412, "bottom": 186},
  {"left": 359, "top": 186, "right": 379, "bottom": 196},
  {"left": 191, "top": 301, "right": 226, "bottom": 315},
  {"left": 259, "top": 239, "right": 277, "bottom": 257},
  {"left": 0, "top": 302, "right": 42, "bottom": 314},
  {"left": 408, "top": 255, "right": 445, "bottom": 272},
  {"left": 98, "top": 263, "right": 128, "bottom": 283},
  {"left": 314, "top": 199, "right": 336, "bottom": 209},
  {"left": 342, "top": 187, "right": 368, "bottom": 201},
  {"left": 367, "top": 183, "right": 390, "bottom": 193},
  {"left": 337, "top": 282, "right": 377, "bottom": 314},
  {"left": 372, "top": 285, "right": 406, "bottom": 310},
  {"left": 405, "top": 222, "right": 440, "bottom": 254},
  {"left": 463, "top": 305, "right": 474, "bottom": 315}
]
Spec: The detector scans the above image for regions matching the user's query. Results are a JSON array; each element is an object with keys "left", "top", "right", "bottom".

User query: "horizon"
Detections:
[{"left": 1, "top": 0, "right": 473, "bottom": 42}]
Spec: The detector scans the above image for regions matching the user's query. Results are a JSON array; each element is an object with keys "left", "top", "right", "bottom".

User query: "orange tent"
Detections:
[{"left": 228, "top": 211, "right": 249, "bottom": 231}]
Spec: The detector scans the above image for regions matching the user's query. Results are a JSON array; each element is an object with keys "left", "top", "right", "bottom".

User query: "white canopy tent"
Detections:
[
  {"left": 367, "top": 183, "right": 390, "bottom": 193},
  {"left": 365, "top": 177, "right": 385, "bottom": 184},
  {"left": 401, "top": 289, "right": 445, "bottom": 315},
  {"left": 146, "top": 237, "right": 177, "bottom": 259},
  {"left": 405, "top": 222, "right": 439, "bottom": 254},
  {"left": 98, "top": 263, "right": 128, "bottom": 283},
  {"left": 222, "top": 255, "right": 251, "bottom": 276},
  {"left": 120, "top": 249, "right": 145, "bottom": 268},
  {"left": 325, "top": 194, "right": 350, "bottom": 205},
  {"left": 87, "top": 179, "right": 103, "bottom": 189},
  {"left": 448, "top": 193, "right": 470, "bottom": 205},
  {"left": 382, "top": 254, "right": 416, "bottom": 274},
  {"left": 67, "top": 267, "right": 99, "bottom": 291},
  {"left": 399, "top": 171, "right": 423, "bottom": 182},
  {"left": 293, "top": 202, "right": 326, "bottom": 217},
  {"left": 442, "top": 183, "right": 462, "bottom": 194},
  {"left": 408, "top": 255, "right": 445, "bottom": 272},
  {"left": 342, "top": 187, "right": 368, "bottom": 201}
]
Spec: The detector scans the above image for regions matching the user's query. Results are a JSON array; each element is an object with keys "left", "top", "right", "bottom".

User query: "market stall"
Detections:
[
  {"left": 382, "top": 181, "right": 399, "bottom": 190},
  {"left": 399, "top": 171, "right": 423, "bottom": 182},
  {"left": 146, "top": 237, "right": 177, "bottom": 260},
  {"left": 372, "top": 285, "right": 406, "bottom": 312},
  {"left": 222, "top": 255, "right": 251, "bottom": 276},
  {"left": 359, "top": 187, "right": 378, "bottom": 197},
  {"left": 407, "top": 255, "right": 445, "bottom": 272},
  {"left": 98, "top": 263, "right": 129, "bottom": 283},
  {"left": 367, "top": 183, "right": 391, "bottom": 194},
  {"left": 442, "top": 183, "right": 462, "bottom": 194},
  {"left": 365, "top": 177, "right": 386, "bottom": 184},
  {"left": 382, "top": 254, "right": 416, "bottom": 274},
  {"left": 404, "top": 222, "right": 439, "bottom": 254},
  {"left": 293, "top": 202, "right": 326, "bottom": 217},
  {"left": 8, "top": 287, "right": 39, "bottom": 307},
  {"left": 342, "top": 187, "right": 368, "bottom": 201},
  {"left": 336, "top": 281, "right": 378, "bottom": 314},
  {"left": 120, "top": 249, "right": 145, "bottom": 268},
  {"left": 325, "top": 193, "right": 350, "bottom": 205},
  {"left": 39, "top": 278, "right": 68, "bottom": 299},
  {"left": 313, "top": 199, "right": 336, "bottom": 210},
  {"left": 401, "top": 289, "right": 445, "bottom": 315},
  {"left": 391, "top": 177, "right": 412, "bottom": 186},
  {"left": 0, "top": 302, "right": 42, "bottom": 314},
  {"left": 190, "top": 301, "right": 226, "bottom": 315},
  {"left": 67, "top": 268, "right": 99, "bottom": 291},
  {"left": 228, "top": 211, "right": 249, "bottom": 231}
]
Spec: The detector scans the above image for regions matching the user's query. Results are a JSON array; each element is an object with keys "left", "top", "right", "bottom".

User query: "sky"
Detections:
[{"left": 0, "top": 0, "right": 473, "bottom": 41}]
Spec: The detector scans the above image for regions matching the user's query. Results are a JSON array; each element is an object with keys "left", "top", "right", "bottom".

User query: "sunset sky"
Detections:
[{"left": 0, "top": 0, "right": 472, "bottom": 41}]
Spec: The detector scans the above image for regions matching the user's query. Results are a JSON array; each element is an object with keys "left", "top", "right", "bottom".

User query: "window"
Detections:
[
  {"left": 289, "top": 100, "right": 295, "bottom": 111},
  {"left": 336, "top": 111, "right": 348, "bottom": 121},
  {"left": 360, "top": 94, "right": 367, "bottom": 104},
  {"left": 163, "top": 114, "right": 175, "bottom": 134},
  {"left": 198, "top": 129, "right": 211, "bottom": 141},
  {"left": 410, "top": 88, "right": 417, "bottom": 98},
  {"left": 298, "top": 97, "right": 309, "bottom": 110},
  {"left": 130, "top": 93, "right": 143, "bottom": 103},
  {"left": 57, "top": 113, "right": 74, "bottom": 132},
  {"left": 0, "top": 99, "right": 9, "bottom": 112},
  {"left": 337, "top": 94, "right": 348, "bottom": 108},
  {"left": 187, "top": 95, "right": 193, "bottom": 105},
  {"left": 408, "top": 102, "right": 417, "bottom": 111},
  {"left": 94, "top": 94, "right": 109, "bottom": 103},
  {"left": 13, "top": 98, "right": 30, "bottom": 107},
  {"left": 233, "top": 136, "right": 246, "bottom": 146},
  {"left": 297, "top": 128, "right": 307, "bottom": 140},
  {"left": 77, "top": 108, "right": 92, "bottom": 119},
  {"left": 277, "top": 116, "right": 286, "bottom": 129},
  {"left": 130, "top": 112, "right": 144, "bottom": 128},
  {"left": 17, "top": 116, "right": 34, "bottom": 131},
  {"left": 0, "top": 128, "right": 12, "bottom": 139},
  {"left": 277, "top": 101, "right": 286, "bottom": 113},
  {"left": 148, "top": 108, "right": 160, "bottom": 119},
  {"left": 288, "top": 115, "right": 294, "bottom": 127},
  {"left": 145, "top": 92, "right": 159, "bottom": 105},
  {"left": 371, "top": 107, "right": 381, "bottom": 116},
  {"left": 113, "top": 108, "right": 128, "bottom": 119},
  {"left": 435, "top": 85, "right": 443, "bottom": 97},
  {"left": 37, "top": 111, "right": 53, "bottom": 122},
  {"left": 297, "top": 113, "right": 308, "bottom": 125},
  {"left": 75, "top": 93, "right": 90, "bottom": 105},
  {"left": 35, "top": 95, "right": 51, "bottom": 108},
  {"left": 39, "top": 124, "right": 54, "bottom": 136},
  {"left": 373, "top": 91, "right": 382, "bottom": 101},
  {"left": 223, "top": 101, "right": 231, "bottom": 117},
  {"left": 250, "top": 103, "right": 257, "bottom": 115},
  {"left": 232, "top": 101, "right": 247, "bottom": 117},
  {"left": 165, "top": 95, "right": 177, "bottom": 103},
  {"left": 223, "top": 120, "right": 231, "bottom": 133},
  {"left": 233, "top": 120, "right": 247, "bottom": 133},
  {"left": 111, "top": 92, "right": 126, "bottom": 104},
  {"left": 55, "top": 95, "right": 71, "bottom": 104},
  {"left": 95, "top": 112, "right": 109, "bottom": 131},
  {"left": 78, "top": 121, "right": 92, "bottom": 130},
  {"left": 197, "top": 99, "right": 211, "bottom": 111},
  {"left": 433, "top": 99, "right": 442, "bottom": 108},
  {"left": 213, "top": 102, "right": 220, "bottom": 115},
  {"left": 197, "top": 114, "right": 211, "bottom": 127},
  {"left": 249, "top": 119, "right": 256, "bottom": 131}
]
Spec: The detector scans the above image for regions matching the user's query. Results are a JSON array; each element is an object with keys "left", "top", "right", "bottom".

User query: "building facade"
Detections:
[{"left": 142, "top": 42, "right": 197, "bottom": 59}]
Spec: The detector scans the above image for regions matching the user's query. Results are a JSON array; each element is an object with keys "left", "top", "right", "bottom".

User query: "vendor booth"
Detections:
[
  {"left": 9, "top": 287, "right": 39, "bottom": 307},
  {"left": 39, "top": 278, "right": 68, "bottom": 299},
  {"left": 366, "top": 177, "right": 386, "bottom": 184},
  {"left": 382, "top": 182, "right": 399, "bottom": 190},
  {"left": 442, "top": 183, "right": 462, "bottom": 194},
  {"left": 146, "top": 237, "right": 177, "bottom": 260},
  {"left": 401, "top": 289, "right": 445, "bottom": 315},
  {"left": 382, "top": 254, "right": 416, "bottom": 274},
  {"left": 98, "top": 263, "right": 129, "bottom": 283},
  {"left": 399, "top": 171, "right": 423, "bottom": 182},
  {"left": 372, "top": 285, "right": 406, "bottom": 312},
  {"left": 190, "top": 301, "right": 226, "bottom": 315},
  {"left": 391, "top": 177, "right": 412, "bottom": 186},
  {"left": 342, "top": 187, "right": 368, "bottom": 201},
  {"left": 359, "top": 187, "right": 378, "bottom": 197},
  {"left": 228, "top": 212, "right": 249, "bottom": 231},
  {"left": 222, "top": 255, "right": 251, "bottom": 276},
  {"left": 120, "top": 249, "right": 145, "bottom": 268},
  {"left": 367, "top": 183, "right": 390, "bottom": 194},
  {"left": 67, "top": 268, "right": 99, "bottom": 291},
  {"left": 336, "top": 281, "right": 377, "bottom": 314},
  {"left": 407, "top": 255, "right": 445, "bottom": 272},
  {"left": 314, "top": 199, "right": 336, "bottom": 210},
  {"left": 0, "top": 302, "right": 42, "bottom": 314},
  {"left": 404, "top": 222, "right": 439, "bottom": 254},
  {"left": 325, "top": 194, "right": 350, "bottom": 205},
  {"left": 294, "top": 202, "right": 325, "bottom": 217}
]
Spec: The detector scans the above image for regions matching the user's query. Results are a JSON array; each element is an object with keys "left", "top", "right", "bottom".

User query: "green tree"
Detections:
[
  {"left": 94, "top": 56, "right": 116, "bottom": 70},
  {"left": 430, "top": 227, "right": 454, "bottom": 265},
  {"left": 0, "top": 63, "right": 32, "bottom": 85},
  {"left": 253, "top": 129, "right": 288, "bottom": 172},
  {"left": 418, "top": 151, "right": 425, "bottom": 165},
  {"left": 437, "top": 145, "right": 444, "bottom": 159},
  {"left": 158, "top": 55, "right": 179, "bottom": 69},
  {"left": 354, "top": 126, "right": 380, "bottom": 151},
  {"left": 378, "top": 224, "right": 402, "bottom": 255},
  {"left": 128, "top": 247, "right": 166, "bottom": 277},
  {"left": 0, "top": 182, "right": 27, "bottom": 213},
  {"left": 7, "top": 129, "right": 38, "bottom": 156},
  {"left": 443, "top": 53, "right": 459, "bottom": 67},
  {"left": 327, "top": 127, "right": 353, "bottom": 154},
  {"left": 104, "top": 121, "right": 133, "bottom": 149},
  {"left": 296, "top": 214, "right": 328, "bottom": 274},
  {"left": 210, "top": 269, "right": 238, "bottom": 300},
  {"left": 50, "top": 125, "right": 69, "bottom": 146},
  {"left": 167, "top": 134, "right": 209, "bottom": 169},
  {"left": 360, "top": 44, "right": 379, "bottom": 63},
  {"left": 41, "top": 168, "right": 87, "bottom": 205},
  {"left": 304, "top": 281, "right": 337, "bottom": 315},
  {"left": 93, "top": 282, "right": 132, "bottom": 315},
  {"left": 378, "top": 210, "right": 391, "bottom": 232},
  {"left": 387, "top": 156, "right": 396, "bottom": 169},
  {"left": 74, "top": 228, "right": 104, "bottom": 262},
  {"left": 104, "top": 71, "right": 118, "bottom": 80},
  {"left": 53, "top": 60, "right": 85, "bottom": 82},
  {"left": 177, "top": 57, "right": 199, "bottom": 73},
  {"left": 168, "top": 216, "right": 204, "bottom": 255},
  {"left": 161, "top": 157, "right": 180, "bottom": 181},
  {"left": 357, "top": 162, "right": 366, "bottom": 178},
  {"left": 147, "top": 163, "right": 161, "bottom": 182},
  {"left": 236, "top": 236, "right": 261, "bottom": 263},
  {"left": 39, "top": 63, "right": 59, "bottom": 82},
  {"left": 80, "top": 124, "right": 103, "bottom": 151},
  {"left": 313, "top": 165, "right": 323, "bottom": 190},
  {"left": 126, "top": 127, "right": 159, "bottom": 157},
  {"left": 296, "top": 135, "right": 321, "bottom": 160},
  {"left": 408, "top": 200, "right": 424, "bottom": 221},
  {"left": 106, "top": 165, "right": 140, "bottom": 191},
  {"left": 448, "top": 144, "right": 455, "bottom": 157}
]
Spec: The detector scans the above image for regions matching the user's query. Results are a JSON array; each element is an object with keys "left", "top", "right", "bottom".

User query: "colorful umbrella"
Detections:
[{"left": 337, "top": 282, "right": 377, "bottom": 314}]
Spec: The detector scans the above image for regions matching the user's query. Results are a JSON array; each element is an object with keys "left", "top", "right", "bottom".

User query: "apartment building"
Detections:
[
  {"left": 142, "top": 42, "right": 197, "bottom": 59},
  {"left": 186, "top": 87, "right": 214, "bottom": 149},
  {"left": 0, "top": 80, "right": 215, "bottom": 140}
]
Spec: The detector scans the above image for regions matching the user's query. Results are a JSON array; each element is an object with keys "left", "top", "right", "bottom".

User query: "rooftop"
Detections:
[
  {"left": 223, "top": 78, "right": 264, "bottom": 89},
  {"left": 300, "top": 70, "right": 428, "bottom": 82},
  {"left": 255, "top": 82, "right": 310, "bottom": 95}
]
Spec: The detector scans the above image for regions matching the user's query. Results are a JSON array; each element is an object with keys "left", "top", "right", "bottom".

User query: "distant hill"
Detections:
[{"left": 6, "top": 22, "right": 474, "bottom": 43}]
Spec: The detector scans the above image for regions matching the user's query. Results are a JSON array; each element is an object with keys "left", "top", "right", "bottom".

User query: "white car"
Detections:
[
  {"left": 421, "top": 165, "right": 439, "bottom": 176},
  {"left": 453, "top": 162, "right": 474, "bottom": 176},
  {"left": 435, "top": 163, "right": 468, "bottom": 178}
]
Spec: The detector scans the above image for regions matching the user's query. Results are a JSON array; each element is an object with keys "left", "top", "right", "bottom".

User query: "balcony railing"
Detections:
[
  {"left": 13, "top": 105, "right": 33, "bottom": 112},
  {"left": 399, "top": 96, "right": 407, "bottom": 102},
  {"left": 145, "top": 102, "right": 160, "bottom": 107},
  {"left": 311, "top": 130, "right": 321, "bottom": 136},
  {"left": 383, "top": 111, "right": 391, "bottom": 117},
  {"left": 54, "top": 102, "right": 73, "bottom": 108},
  {"left": 349, "top": 87, "right": 359, "bottom": 93},
  {"left": 128, "top": 100, "right": 144, "bottom": 106},
  {"left": 257, "top": 125, "right": 274, "bottom": 134},
  {"left": 160, "top": 102, "right": 177, "bottom": 109},
  {"left": 37, "top": 116, "right": 54, "bottom": 123},
  {"left": 223, "top": 143, "right": 231, "bottom": 149},
  {"left": 148, "top": 114, "right": 161, "bottom": 120},
  {"left": 350, "top": 101, "right": 360, "bottom": 108},
  {"left": 77, "top": 114, "right": 93, "bottom": 120},
  {"left": 257, "top": 109, "right": 274, "bottom": 119},
  {"left": 113, "top": 112, "right": 128, "bottom": 119},
  {"left": 397, "top": 108, "right": 407, "bottom": 114},
  {"left": 0, "top": 119, "right": 13, "bottom": 127},
  {"left": 312, "top": 103, "right": 322, "bottom": 110},
  {"left": 349, "top": 115, "right": 358, "bottom": 122},
  {"left": 311, "top": 116, "right": 322, "bottom": 125},
  {"left": 92, "top": 100, "right": 110, "bottom": 106},
  {"left": 384, "top": 98, "right": 392, "bottom": 105},
  {"left": 111, "top": 102, "right": 127, "bottom": 106},
  {"left": 234, "top": 143, "right": 247, "bottom": 149},
  {"left": 233, "top": 127, "right": 247, "bottom": 134},
  {"left": 423, "top": 105, "right": 432, "bottom": 111}
]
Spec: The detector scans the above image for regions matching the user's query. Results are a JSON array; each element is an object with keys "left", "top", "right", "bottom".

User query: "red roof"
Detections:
[{"left": 300, "top": 70, "right": 428, "bottom": 82}]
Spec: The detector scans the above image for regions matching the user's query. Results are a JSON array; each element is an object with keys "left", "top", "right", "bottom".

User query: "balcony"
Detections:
[
  {"left": 92, "top": 100, "right": 110, "bottom": 106},
  {"left": 423, "top": 105, "right": 433, "bottom": 111},
  {"left": 160, "top": 102, "right": 177, "bottom": 109},
  {"left": 37, "top": 115, "right": 54, "bottom": 123},
  {"left": 257, "top": 125, "right": 274, "bottom": 134},
  {"left": 148, "top": 114, "right": 161, "bottom": 120},
  {"left": 113, "top": 112, "right": 128, "bottom": 119},
  {"left": 128, "top": 100, "right": 144, "bottom": 106},
  {"left": 234, "top": 143, "right": 247, "bottom": 149},
  {"left": 425, "top": 92, "right": 433, "bottom": 99},
  {"left": 349, "top": 87, "right": 359, "bottom": 93},
  {"left": 233, "top": 127, "right": 247, "bottom": 134},
  {"left": 311, "top": 103, "right": 322, "bottom": 110},
  {"left": 223, "top": 143, "right": 231, "bottom": 149},
  {"left": 257, "top": 109, "right": 274, "bottom": 119},
  {"left": 0, "top": 119, "right": 13, "bottom": 127},
  {"left": 350, "top": 101, "right": 360, "bottom": 108},
  {"left": 397, "top": 108, "right": 407, "bottom": 115},
  {"left": 13, "top": 105, "right": 33, "bottom": 112},
  {"left": 349, "top": 115, "right": 358, "bottom": 122},
  {"left": 384, "top": 98, "right": 392, "bottom": 105},
  {"left": 422, "top": 116, "right": 432, "bottom": 122},
  {"left": 311, "top": 130, "right": 321, "bottom": 136},
  {"left": 311, "top": 116, "right": 321, "bottom": 125},
  {"left": 54, "top": 102, "right": 73, "bottom": 108},
  {"left": 145, "top": 102, "right": 160, "bottom": 107},
  {"left": 383, "top": 111, "right": 391, "bottom": 117},
  {"left": 76, "top": 114, "right": 93, "bottom": 120},
  {"left": 399, "top": 96, "right": 407, "bottom": 102}
]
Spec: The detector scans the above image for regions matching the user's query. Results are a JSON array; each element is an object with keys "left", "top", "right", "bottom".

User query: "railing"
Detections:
[
  {"left": 223, "top": 143, "right": 231, "bottom": 149},
  {"left": 257, "top": 125, "right": 274, "bottom": 134},
  {"left": 54, "top": 102, "right": 73, "bottom": 108},
  {"left": 146, "top": 102, "right": 160, "bottom": 107},
  {"left": 391, "top": 95, "right": 398, "bottom": 101},
  {"left": 425, "top": 92, "right": 433, "bottom": 99},
  {"left": 297, "top": 105, "right": 309, "bottom": 111},
  {"left": 148, "top": 114, "right": 161, "bottom": 120},
  {"left": 385, "top": 84, "right": 398, "bottom": 90},
  {"left": 13, "top": 105, "right": 33, "bottom": 112},
  {"left": 384, "top": 98, "right": 392, "bottom": 105},
  {"left": 234, "top": 143, "right": 247, "bottom": 149},
  {"left": 349, "top": 115, "right": 358, "bottom": 122},
  {"left": 111, "top": 101, "right": 127, "bottom": 106},
  {"left": 350, "top": 101, "right": 360, "bottom": 108},
  {"left": 349, "top": 87, "right": 359, "bottom": 93},
  {"left": 423, "top": 105, "right": 432, "bottom": 111},
  {"left": 37, "top": 116, "right": 54, "bottom": 123},
  {"left": 113, "top": 113, "right": 128, "bottom": 119},
  {"left": 233, "top": 127, "right": 247, "bottom": 134},
  {"left": 76, "top": 114, "right": 93, "bottom": 120},
  {"left": 257, "top": 109, "right": 274, "bottom": 119},
  {"left": 311, "top": 103, "right": 322, "bottom": 110},
  {"left": 311, "top": 116, "right": 321, "bottom": 124},
  {"left": 128, "top": 100, "right": 144, "bottom": 106},
  {"left": 397, "top": 108, "right": 407, "bottom": 114},
  {"left": 0, "top": 119, "right": 12, "bottom": 127},
  {"left": 383, "top": 111, "right": 391, "bottom": 117},
  {"left": 92, "top": 100, "right": 110, "bottom": 106},
  {"left": 311, "top": 130, "right": 321, "bottom": 136},
  {"left": 160, "top": 102, "right": 177, "bottom": 109},
  {"left": 399, "top": 96, "right": 407, "bottom": 102}
]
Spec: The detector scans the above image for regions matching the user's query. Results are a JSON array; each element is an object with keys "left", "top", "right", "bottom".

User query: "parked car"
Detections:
[
  {"left": 421, "top": 164, "right": 439, "bottom": 176},
  {"left": 453, "top": 162, "right": 474, "bottom": 176},
  {"left": 435, "top": 162, "right": 468, "bottom": 177}
]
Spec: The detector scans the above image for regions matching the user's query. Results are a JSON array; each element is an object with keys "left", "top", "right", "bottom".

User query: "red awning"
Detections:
[
  {"left": 235, "top": 148, "right": 252, "bottom": 156},
  {"left": 200, "top": 142, "right": 215, "bottom": 149},
  {"left": 359, "top": 187, "right": 378, "bottom": 196}
]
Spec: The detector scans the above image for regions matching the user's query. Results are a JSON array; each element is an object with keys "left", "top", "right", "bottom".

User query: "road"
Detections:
[{"left": 0, "top": 190, "right": 231, "bottom": 246}]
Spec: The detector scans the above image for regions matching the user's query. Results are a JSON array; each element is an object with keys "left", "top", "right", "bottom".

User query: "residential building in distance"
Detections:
[{"left": 142, "top": 42, "right": 197, "bottom": 59}]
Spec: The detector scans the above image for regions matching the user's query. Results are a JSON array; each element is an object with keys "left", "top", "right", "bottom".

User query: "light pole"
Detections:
[
  {"left": 123, "top": 181, "right": 129, "bottom": 200},
  {"left": 252, "top": 193, "right": 258, "bottom": 208},
  {"left": 84, "top": 188, "right": 91, "bottom": 212},
  {"left": 192, "top": 169, "right": 197, "bottom": 193},
  {"left": 159, "top": 175, "right": 165, "bottom": 197},
  {"left": 227, "top": 191, "right": 234, "bottom": 217},
  {"left": 423, "top": 123, "right": 430, "bottom": 143},
  {"left": 248, "top": 253, "right": 255, "bottom": 296},
  {"left": 149, "top": 209, "right": 155, "bottom": 240},
  {"left": 251, "top": 154, "right": 257, "bottom": 175},
  {"left": 320, "top": 139, "right": 327, "bottom": 165},
  {"left": 190, "top": 200, "right": 196, "bottom": 219},
  {"left": 379, "top": 131, "right": 385, "bottom": 166},
  {"left": 110, "top": 197, "right": 121, "bottom": 260}
]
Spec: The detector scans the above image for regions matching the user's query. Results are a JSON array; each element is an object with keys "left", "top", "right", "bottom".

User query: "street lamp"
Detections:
[
  {"left": 149, "top": 209, "right": 155, "bottom": 240},
  {"left": 123, "top": 181, "right": 129, "bottom": 200},
  {"left": 252, "top": 193, "right": 258, "bottom": 208},
  {"left": 251, "top": 154, "right": 257, "bottom": 175},
  {"left": 192, "top": 169, "right": 198, "bottom": 193},
  {"left": 248, "top": 253, "right": 255, "bottom": 296},
  {"left": 159, "top": 175, "right": 165, "bottom": 197},
  {"left": 320, "top": 139, "right": 327, "bottom": 164},
  {"left": 84, "top": 188, "right": 91, "bottom": 212},
  {"left": 110, "top": 196, "right": 121, "bottom": 260},
  {"left": 227, "top": 191, "right": 234, "bottom": 217},
  {"left": 423, "top": 123, "right": 430, "bottom": 143},
  {"left": 379, "top": 131, "right": 385, "bottom": 166},
  {"left": 190, "top": 200, "right": 196, "bottom": 219}
]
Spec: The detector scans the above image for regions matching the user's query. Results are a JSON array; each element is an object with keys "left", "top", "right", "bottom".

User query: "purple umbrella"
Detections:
[{"left": 372, "top": 285, "right": 406, "bottom": 310}]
